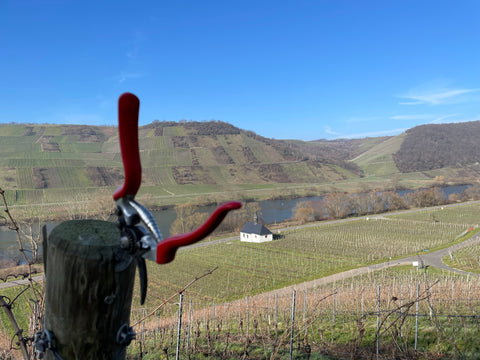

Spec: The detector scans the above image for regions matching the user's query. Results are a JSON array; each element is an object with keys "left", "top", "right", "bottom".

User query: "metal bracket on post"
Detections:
[
  {"left": 116, "top": 323, "right": 136, "bottom": 347},
  {"left": 33, "top": 329, "right": 63, "bottom": 360}
]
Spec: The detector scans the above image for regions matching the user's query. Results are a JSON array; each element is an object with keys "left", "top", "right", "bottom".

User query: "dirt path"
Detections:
[
  {"left": 0, "top": 274, "right": 44, "bottom": 290},
  {"left": 251, "top": 232, "right": 480, "bottom": 301},
  {"left": 142, "top": 232, "right": 480, "bottom": 330}
]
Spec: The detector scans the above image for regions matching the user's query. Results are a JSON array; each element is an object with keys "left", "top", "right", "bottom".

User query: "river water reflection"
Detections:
[{"left": 0, "top": 184, "right": 472, "bottom": 262}]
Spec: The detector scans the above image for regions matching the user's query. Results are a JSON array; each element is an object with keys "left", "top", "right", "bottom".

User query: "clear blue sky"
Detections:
[{"left": 2, "top": 0, "right": 480, "bottom": 141}]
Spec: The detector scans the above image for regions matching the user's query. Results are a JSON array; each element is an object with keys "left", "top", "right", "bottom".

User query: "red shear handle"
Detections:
[
  {"left": 113, "top": 93, "right": 142, "bottom": 200},
  {"left": 156, "top": 201, "right": 242, "bottom": 264}
]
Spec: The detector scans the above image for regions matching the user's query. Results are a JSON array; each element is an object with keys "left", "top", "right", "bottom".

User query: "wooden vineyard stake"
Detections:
[{"left": 43, "top": 220, "right": 136, "bottom": 359}]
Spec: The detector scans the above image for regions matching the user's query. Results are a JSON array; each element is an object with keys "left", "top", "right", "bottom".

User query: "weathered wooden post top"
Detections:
[{"left": 37, "top": 93, "right": 241, "bottom": 359}]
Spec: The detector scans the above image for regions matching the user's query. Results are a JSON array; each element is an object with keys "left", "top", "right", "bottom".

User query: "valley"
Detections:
[{"left": 2, "top": 120, "right": 480, "bottom": 358}]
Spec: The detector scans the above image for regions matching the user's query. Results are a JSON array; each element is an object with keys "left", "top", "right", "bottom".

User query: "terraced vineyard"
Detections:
[
  {"left": 0, "top": 123, "right": 363, "bottom": 207},
  {"left": 3, "top": 120, "right": 480, "bottom": 211},
  {"left": 351, "top": 133, "right": 404, "bottom": 178}
]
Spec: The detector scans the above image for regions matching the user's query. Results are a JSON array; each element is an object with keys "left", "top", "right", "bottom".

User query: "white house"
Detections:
[{"left": 240, "top": 213, "right": 273, "bottom": 243}]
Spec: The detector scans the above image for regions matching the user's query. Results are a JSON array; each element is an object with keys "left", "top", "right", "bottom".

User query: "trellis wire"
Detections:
[{"left": 130, "top": 278, "right": 480, "bottom": 359}]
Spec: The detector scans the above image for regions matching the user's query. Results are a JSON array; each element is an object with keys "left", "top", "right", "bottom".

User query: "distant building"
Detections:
[{"left": 240, "top": 213, "right": 273, "bottom": 243}]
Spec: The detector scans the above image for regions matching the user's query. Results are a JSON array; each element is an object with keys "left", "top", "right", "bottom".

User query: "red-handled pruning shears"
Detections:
[{"left": 113, "top": 93, "right": 241, "bottom": 304}]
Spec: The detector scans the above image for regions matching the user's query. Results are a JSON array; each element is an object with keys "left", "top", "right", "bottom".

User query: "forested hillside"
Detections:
[{"left": 393, "top": 121, "right": 480, "bottom": 172}]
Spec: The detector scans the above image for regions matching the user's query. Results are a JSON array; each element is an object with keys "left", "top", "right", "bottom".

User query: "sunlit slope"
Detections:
[
  {"left": 351, "top": 133, "right": 405, "bottom": 178},
  {"left": 0, "top": 122, "right": 361, "bottom": 205}
]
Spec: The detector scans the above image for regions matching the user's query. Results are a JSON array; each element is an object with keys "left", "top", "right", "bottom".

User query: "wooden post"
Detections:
[{"left": 43, "top": 220, "right": 136, "bottom": 360}]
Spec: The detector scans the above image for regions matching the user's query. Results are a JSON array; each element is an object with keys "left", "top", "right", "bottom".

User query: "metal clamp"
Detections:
[
  {"left": 116, "top": 323, "right": 136, "bottom": 346},
  {"left": 33, "top": 329, "right": 63, "bottom": 360}
]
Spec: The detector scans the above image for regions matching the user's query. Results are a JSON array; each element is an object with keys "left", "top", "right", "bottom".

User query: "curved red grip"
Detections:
[
  {"left": 113, "top": 93, "right": 142, "bottom": 200},
  {"left": 156, "top": 201, "right": 242, "bottom": 264}
]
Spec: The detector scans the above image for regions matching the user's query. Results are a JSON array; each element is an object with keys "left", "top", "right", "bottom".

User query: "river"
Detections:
[{"left": 0, "top": 184, "right": 472, "bottom": 263}]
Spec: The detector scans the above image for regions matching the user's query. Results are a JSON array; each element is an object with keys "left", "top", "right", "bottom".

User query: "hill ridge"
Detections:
[
  {"left": 0, "top": 121, "right": 360, "bottom": 206},
  {"left": 1, "top": 119, "right": 480, "bottom": 207}
]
